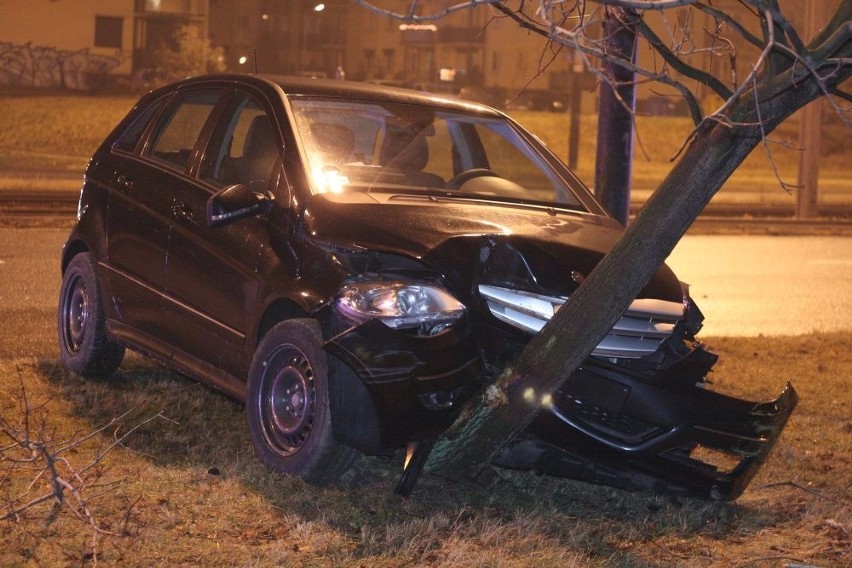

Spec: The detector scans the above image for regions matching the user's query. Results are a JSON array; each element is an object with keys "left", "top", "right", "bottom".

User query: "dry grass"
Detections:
[
  {"left": 0, "top": 96, "right": 136, "bottom": 171},
  {"left": 510, "top": 111, "right": 851, "bottom": 198},
  {"left": 2, "top": 333, "right": 850, "bottom": 567}
]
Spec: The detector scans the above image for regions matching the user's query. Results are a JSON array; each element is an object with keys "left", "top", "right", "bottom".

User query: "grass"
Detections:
[
  {"left": 2, "top": 333, "right": 850, "bottom": 566},
  {"left": 0, "top": 96, "right": 136, "bottom": 172},
  {"left": 1, "top": 95, "right": 849, "bottom": 206},
  {"left": 510, "top": 112, "right": 851, "bottom": 204}
]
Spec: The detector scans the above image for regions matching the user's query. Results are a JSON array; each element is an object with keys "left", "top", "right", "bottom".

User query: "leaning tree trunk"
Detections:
[{"left": 425, "top": 25, "right": 850, "bottom": 479}]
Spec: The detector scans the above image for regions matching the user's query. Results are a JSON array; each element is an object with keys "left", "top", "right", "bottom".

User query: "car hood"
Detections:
[{"left": 302, "top": 192, "right": 684, "bottom": 302}]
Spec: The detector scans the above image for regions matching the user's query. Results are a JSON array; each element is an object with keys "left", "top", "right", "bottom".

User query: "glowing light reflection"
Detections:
[{"left": 312, "top": 167, "right": 349, "bottom": 194}]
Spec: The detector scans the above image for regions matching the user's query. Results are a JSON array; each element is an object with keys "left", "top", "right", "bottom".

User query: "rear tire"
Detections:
[
  {"left": 57, "top": 253, "right": 125, "bottom": 378},
  {"left": 246, "top": 319, "right": 358, "bottom": 484}
]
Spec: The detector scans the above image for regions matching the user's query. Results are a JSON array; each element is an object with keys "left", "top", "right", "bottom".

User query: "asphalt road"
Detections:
[
  {"left": 666, "top": 235, "right": 852, "bottom": 337},
  {"left": 0, "top": 228, "right": 64, "bottom": 358},
  {"left": 1, "top": 228, "right": 850, "bottom": 360}
]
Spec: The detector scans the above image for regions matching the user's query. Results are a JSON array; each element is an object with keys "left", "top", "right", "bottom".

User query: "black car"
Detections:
[{"left": 58, "top": 74, "right": 795, "bottom": 499}]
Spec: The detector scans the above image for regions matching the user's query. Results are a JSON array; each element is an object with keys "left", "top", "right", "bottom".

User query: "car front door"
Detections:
[{"left": 162, "top": 90, "right": 284, "bottom": 377}]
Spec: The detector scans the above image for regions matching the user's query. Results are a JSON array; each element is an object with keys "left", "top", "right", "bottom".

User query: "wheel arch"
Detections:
[
  {"left": 254, "top": 298, "right": 308, "bottom": 347},
  {"left": 61, "top": 239, "right": 90, "bottom": 274}
]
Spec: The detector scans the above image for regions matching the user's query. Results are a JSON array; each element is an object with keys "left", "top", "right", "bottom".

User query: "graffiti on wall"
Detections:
[{"left": 0, "top": 42, "right": 122, "bottom": 90}]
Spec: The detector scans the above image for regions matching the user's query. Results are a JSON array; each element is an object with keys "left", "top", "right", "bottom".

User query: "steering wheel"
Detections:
[{"left": 447, "top": 168, "right": 498, "bottom": 189}]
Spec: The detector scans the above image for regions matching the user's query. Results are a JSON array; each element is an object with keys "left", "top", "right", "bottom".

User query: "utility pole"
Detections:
[
  {"left": 796, "top": 1, "right": 825, "bottom": 219},
  {"left": 594, "top": 7, "right": 637, "bottom": 226},
  {"left": 567, "top": 55, "right": 583, "bottom": 171}
]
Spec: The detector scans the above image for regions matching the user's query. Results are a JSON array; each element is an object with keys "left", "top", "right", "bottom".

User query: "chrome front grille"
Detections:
[{"left": 478, "top": 284, "right": 684, "bottom": 359}]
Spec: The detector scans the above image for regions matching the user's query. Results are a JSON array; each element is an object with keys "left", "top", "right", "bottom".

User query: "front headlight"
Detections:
[{"left": 337, "top": 281, "right": 466, "bottom": 331}]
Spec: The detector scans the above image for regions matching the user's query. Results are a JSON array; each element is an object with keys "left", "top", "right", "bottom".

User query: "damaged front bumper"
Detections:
[
  {"left": 317, "top": 283, "right": 796, "bottom": 500},
  {"left": 321, "top": 316, "right": 481, "bottom": 450},
  {"left": 500, "top": 351, "right": 798, "bottom": 500}
]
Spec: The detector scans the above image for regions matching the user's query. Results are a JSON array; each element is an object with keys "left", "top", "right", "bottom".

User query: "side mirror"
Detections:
[{"left": 207, "top": 183, "right": 269, "bottom": 228}]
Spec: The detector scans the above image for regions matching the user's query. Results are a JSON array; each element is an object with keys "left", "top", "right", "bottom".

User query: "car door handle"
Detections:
[
  {"left": 116, "top": 173, "right": 133, "bottom": 191},
  {"left": 171, "top": 201, "right": 195, "bottom": 223}
]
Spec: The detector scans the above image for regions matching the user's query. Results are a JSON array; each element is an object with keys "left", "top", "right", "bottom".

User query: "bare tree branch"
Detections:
[
  {"left": 358, "top": 0, "right": 850, "bottom": 131},
  {"left": 750, "top": 66, "right": 798, "bottom": 193},
  {"left": 591, "top": 0, "right": 699, "bottom": 8},
  {"left": 694, "top": 2, "right": 763, "bottom": 50},
  {"left": 1, "top": 372, "right": 165, "bottom": 561},
  {"left": 632, "top": 12, "right": 733, "bottom": 102}
]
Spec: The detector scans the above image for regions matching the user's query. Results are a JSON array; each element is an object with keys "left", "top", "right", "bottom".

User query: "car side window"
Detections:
[
  {"left": 200, "top": 93, "right": 280, "bottom": 191},
  {"left": 145, "top": 89, "right": 222, "bottom": 172},
  {"left": 113, "top": 96, "right": 167, "bottom": 153}
]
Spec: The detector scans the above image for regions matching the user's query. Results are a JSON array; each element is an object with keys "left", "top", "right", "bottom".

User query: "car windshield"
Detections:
[{"left": 288, "top": 96, "right": 586, "bottom": 209}]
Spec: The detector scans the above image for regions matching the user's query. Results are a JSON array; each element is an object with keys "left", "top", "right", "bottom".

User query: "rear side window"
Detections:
[
  {"left": 113, "top": 96, "right": 167, "bottom": 153},
  {"left": 145, "top": 89, "right": 223, "bottom": 172}
]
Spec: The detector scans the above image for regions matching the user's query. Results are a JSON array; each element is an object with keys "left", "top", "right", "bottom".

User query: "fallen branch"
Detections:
[
  {"left": 756, "top": 480, "right": 833, "bottom": 500},
  {"left": 1, "top": 366, "right": 164, "bottom": 561}
]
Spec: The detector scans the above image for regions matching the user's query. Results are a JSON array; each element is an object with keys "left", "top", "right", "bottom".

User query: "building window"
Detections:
[
  {"left": 95, "top": 16, "right": 123, "bottom": 48},
  {"left": 383, "top": 48, "right": 395, "bottom": 76}
]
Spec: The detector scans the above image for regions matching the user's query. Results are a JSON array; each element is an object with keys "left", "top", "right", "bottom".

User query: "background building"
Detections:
[
  {"left": 0, "top": 0, "right": 830, "bottom": 116},
  {"left": 0, "top": 0, "right": 208, "bottom": 89},
  {"left": 206, "top": 0, "right": 586, "bottom": 109}
]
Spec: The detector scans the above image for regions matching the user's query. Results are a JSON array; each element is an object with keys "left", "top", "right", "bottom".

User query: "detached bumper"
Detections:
[{"left": 504, "top": 360, "right": 798, "bottom": 500}]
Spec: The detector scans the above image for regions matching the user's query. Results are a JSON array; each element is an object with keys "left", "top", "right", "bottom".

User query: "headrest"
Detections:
[
  {"left": 380, "top": 129, "right": 429, "bottom": 171},
  {"left": 243, "top": 115, "right": 276, "bottom": 158}
]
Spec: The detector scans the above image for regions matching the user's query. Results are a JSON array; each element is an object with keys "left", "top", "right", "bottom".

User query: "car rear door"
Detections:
[{"left": 106, "top": 88, "right": 226, "bottom": 341}]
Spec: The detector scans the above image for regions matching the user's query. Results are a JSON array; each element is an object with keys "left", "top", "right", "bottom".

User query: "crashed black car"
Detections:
[{"left": 58, "top": 74, "right": 796, "bottom": 500}]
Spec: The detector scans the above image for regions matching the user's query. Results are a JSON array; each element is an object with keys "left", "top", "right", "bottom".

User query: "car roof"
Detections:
[{"left": 166, "top": 73, "right": 501, "bottom": 117}]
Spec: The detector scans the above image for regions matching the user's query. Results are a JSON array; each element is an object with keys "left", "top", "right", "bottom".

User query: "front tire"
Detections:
[
  {"left": 246, "top": 319, "right": 358, "bottom": 484},
  {"left": 57, "top": 253, "right": 125, "bottom": 378}
]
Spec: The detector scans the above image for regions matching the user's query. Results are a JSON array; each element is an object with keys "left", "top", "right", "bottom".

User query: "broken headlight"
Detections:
[{"left": 337, "top": 281, "right": 466, "bottom": 332}]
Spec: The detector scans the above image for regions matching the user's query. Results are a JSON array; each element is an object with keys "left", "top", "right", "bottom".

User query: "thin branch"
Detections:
[
  {"left": 79, "top": 411, "right": 166, "bottom": 476},
  {"left": 52, "top": 404, "right": 143, "bottom": 455},
  {"left": 353, "top": 1, "right": 852, "bottom": 145},
  {"left": 757, "top": 480, "right": 835, "bottom": 500},
  {"left": 828, "top": 85, "right": 852, "bottom": 104},
  {"left": 633, "top": 12, "right": 734, "bottom": 100},
  {"left": 592, "top": 0, "right": 699, "bottom": 8},
  {"left": 765, "top": 0, "right": 807, "bottom": 54},
  {"left": 694, "top": 2, "right": 763, "bottom": 49},
  {"left": 492, "top": 2, "right": 707, "bottom": 122},
  {"left": 750, "top": 66, "right": 797, "bottom": 193}
]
